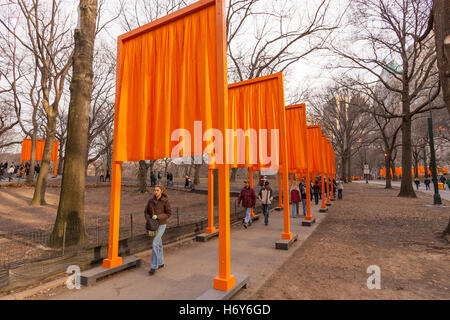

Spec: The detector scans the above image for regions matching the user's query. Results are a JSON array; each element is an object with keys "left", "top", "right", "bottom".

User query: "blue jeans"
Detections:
[
  {"left": 244, "top": 207, "right": 252, "bottom": 224},
  {"left": 262, "top": 204, "right": 270, "bottom": 224},
  {"left": 291, "top": 202, "right": 299, "bottom": 217},
  {"left": 151, "top": 224, "right": 167, "bottom": 269},
  {"left": 301, "top": 198, "right": 307, "bottom": 216}
]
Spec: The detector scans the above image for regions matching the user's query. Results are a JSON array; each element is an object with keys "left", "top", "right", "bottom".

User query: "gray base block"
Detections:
[
  {"left": 275, "top": 234, "right": 298, "bottom": 250},
  {"left": 196, "top": 274, "right": 249, "bottom": 300},
  {"left": 196, "top": 231, "right": 219, "bottom": 242},
  {"left": 326, "top": 203, "right": 332, "bottom": 206},
  {"left": 274, "top": 207, "right": 283, "bottom": 211},
  {"left": 319, "top": 208, "right": 328, "bottom": 212},
  {"left": 331, "top": 198, "right": 335, "bottom": 201},
  {"left": 80, "top": 256, "right": 141, "bottom": 286},
  {"left": 302, "top": 218, "right": 316, "bottom": 226}
]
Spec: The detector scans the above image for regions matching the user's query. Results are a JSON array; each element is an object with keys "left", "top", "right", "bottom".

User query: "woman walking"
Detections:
[{"left": 145, "top": 185, "right": 172, "bottom": 275}]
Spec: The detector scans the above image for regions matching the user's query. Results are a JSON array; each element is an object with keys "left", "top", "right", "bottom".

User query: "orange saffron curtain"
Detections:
[
  {"left": 227, "top": 74, "right": 283, "bottom": 170},
  {"left": 20, "top": 139, "right": 58, "bottom": 162},
  {"left": 326, "top": 140, "right": 333, "bottom": 176},
  {"left": 285, "top": 104, "right": 308, "bottom": 173},
  {"left": 320, "top": 134, "right": 328, "bottom": 175},
  {"left": 306, "top": 125, "right": 323, "bottom": 174},
  {"left": 114, "top": 4, "right": 219, "bottom": 162}
]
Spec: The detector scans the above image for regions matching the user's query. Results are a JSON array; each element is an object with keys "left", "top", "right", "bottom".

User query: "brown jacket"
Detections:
[{"left": 144, "top": 194, "right": 172, "bottom": 225}]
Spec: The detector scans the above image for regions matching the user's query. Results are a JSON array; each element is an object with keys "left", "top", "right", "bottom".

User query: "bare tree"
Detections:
[
  {"left": 309, "top": 86, "right": 374, "bottom": 183},
  {"left": 431, "top": 0, "right": 450, "bottom": 114},
  {"left": 329, "top": 0, "right": 443, "bottom": 197},
  {"left": 48, "top": 0, "right": 98, "bottom": 248},
  {"left": 1, "top": 0, "right": 75, "bottom": 204}
]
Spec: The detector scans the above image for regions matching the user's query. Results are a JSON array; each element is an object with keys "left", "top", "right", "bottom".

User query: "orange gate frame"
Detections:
[
  {"left": 104, "top": 0, "right": 236, "bottom": 291},
  {"left": 285, "top": 104, "right": 314, "bottom": 222},
  {"left": 207, "top": 73, "right": 292, "bottom": 241},
  {"left": 20, "top": 139, "right": 59, "bottom": 177},
  {"left": 306, "top": 126, "right": 327, "bottom": 211}
]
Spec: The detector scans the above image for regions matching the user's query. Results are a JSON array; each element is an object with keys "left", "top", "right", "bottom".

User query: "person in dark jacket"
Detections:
[
  {"left": 237, "top": 181, "right": 256, "bottom": 228},
  {"left": 299, "top": 178, "right": 308, "bottom": 216},
  {"left": 424, "top": 178, "right": 431, "bottom": 190},
  {"left": 414, "top": 178, "right": 420, "bottom": 190},
  {"left": 145, "top": 185, "right": 172, "bottom": 275},
  {"left": 313, "top": 180, "right": 320, "bottom": 205}
]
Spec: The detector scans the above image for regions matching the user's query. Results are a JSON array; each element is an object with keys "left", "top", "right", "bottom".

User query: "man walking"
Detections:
[
  {"left": 299, "top": 178, "right": 308, "bottom": 216},
  {"left": 424, "top": 177, "right": 431, "bottom": 190},
  {"left": 237, "top": 180, "right": 256, "bottom": 228},
  {"left": 313, "top": 180, "right": 320, "bottom": 205},
  {"left": 337, "top": 180, "right": 344, "bottom": 199},
  {"left": 258, "top": 181, "right": 273, "bottom": 226}
]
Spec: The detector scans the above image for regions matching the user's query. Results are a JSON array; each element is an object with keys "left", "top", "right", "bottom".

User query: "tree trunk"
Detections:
[
  {"left": 138, "top": 160, "right": 148, "bottom": 193},
  {"left": 26, "top": 132, "right": 37, "bottom": 184},
  {"left": 414, "top": 153, "right": 419, "bottom": 178},
  {"left": 58, "top": 139, "right": 64, "bottom": 175},
  {"left": 433, "top": 0, "right": 450, "bottom": 114},
  {"left": 48, "top": 0, "right": 97, "bottom": 248},
  {"left": 444, "top": 217, "right": 450, "bottom": 236},
  {"left": 31, "top": 114, "right": 57, "bottom": 206},
  {"left": 398, "top": 113, "right": 416, "bottom": 197},
  {"left": 347, "top": 153, "right": 352, "bottom": 182},
  {"left": 230, "top": 167, "right": 238, "bottom": 182},
  {"left": 385, "top": 154, "right": 392, "bottom": 189},
  {"left": 341, "top": 155, "right": 347, "bottom": 182},
  {"left": 423, "top": 146, "right": 428, "bottom": 178},
  {"left": 194, "top": 164, "right": 201, "bottom": 185}
]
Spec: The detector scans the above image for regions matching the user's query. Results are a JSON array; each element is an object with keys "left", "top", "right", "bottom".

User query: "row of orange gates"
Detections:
[
  {"left": 19, "top": 0, "right": 337, "bottom": 292},
  {"left": 380, "top": 167, "right": 449, "bottom": 177}
]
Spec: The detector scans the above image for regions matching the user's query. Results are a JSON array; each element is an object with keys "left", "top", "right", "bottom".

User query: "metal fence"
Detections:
[{"left": 0, "top": 197, "right": 247, "bottom": 271}]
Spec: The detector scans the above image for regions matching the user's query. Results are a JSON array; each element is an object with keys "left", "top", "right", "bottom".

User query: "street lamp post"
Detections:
[{"left": 428, "top": 79, "right": 442, "bottom": 205}]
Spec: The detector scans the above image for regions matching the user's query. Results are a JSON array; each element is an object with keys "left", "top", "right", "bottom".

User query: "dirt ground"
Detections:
[
  {"left": 251, "top": 183, "right": 450, "bottom": 299},
  {"left": 0, "top": 185, "right": 212, "bottom": 232}
]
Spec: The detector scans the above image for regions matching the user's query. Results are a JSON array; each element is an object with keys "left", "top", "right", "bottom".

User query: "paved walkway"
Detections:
[
  {"left": 17, "top": 198, "right": 332, "bottom": 300},
  {"left": 355, "top": 180, "right": 450, "bottom": 201}
]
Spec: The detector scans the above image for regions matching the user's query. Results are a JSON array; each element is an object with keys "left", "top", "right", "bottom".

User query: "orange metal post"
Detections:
[
  {"left": 321, "top": 174, "right": 326, "bottom": 210},
  {"left": 206, "top": 168, "right": 216, "bottom": 234},
  {"left": 278, "top": 172, "right": 283, "bottom": 208},
  {"left": 331, "top": 175, "right": 335, "bottom": 200},
  {"left": 278, "top": 75, "right": 292, "bottom": 241},
  {"left": 305, "top": 173, "right": 313, "bottom": 221},
  {"left": 213, "top": 0, "right": 235, "bottom": 292},
  {"left": 102, "top": 161, "right": 123, "bottom": 269},
  {"left": 326, "top": 174, "right": 331, "bottom": 204},
  {"left": 249, "top": 166, "right": 255, "bottom": 218}
]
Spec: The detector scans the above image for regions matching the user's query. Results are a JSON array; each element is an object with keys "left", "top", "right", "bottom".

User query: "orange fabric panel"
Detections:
[
  {"left": 320, "top": 134, "right": 328, "bottom": 174},
  {"left": 326, "top": 140, "right": 332, "bottom": 176},
  {"left": 114, "top": 4, "right": 219, "bottom": 162},
  {"left": 306, "top": 125, "right": 322, "bottom": 174},
  {"left": 380, "top": 169, "right": 386, "bottom": 176},
  {"left": 20, "top": 139, "right": 58, "bottom": 162},
  {"left": 285, "top": 105, "right": 308, "bottom": 173},
  {"left": 395, "top": 167, "right": 402, "bottom": 175},
  {"left": 227, "top": 75, "right": 283, "bottom": 169}
]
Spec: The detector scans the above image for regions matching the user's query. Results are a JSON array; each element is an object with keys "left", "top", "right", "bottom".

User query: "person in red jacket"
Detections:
[
  {"left": 290, "top": 182, "right": 301, "bottom": 218},
  {"left": 237, "top": 180, "right": 256, "bottom": 228}
]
